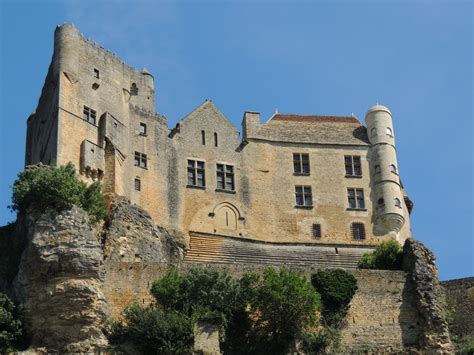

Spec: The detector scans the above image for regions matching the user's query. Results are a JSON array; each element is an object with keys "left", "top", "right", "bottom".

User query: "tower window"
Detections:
[
  {"left": 386, "top": 127, "right": 393, "bottom": 137},
  {"left": 139, "top": 122, "right": 147, "bottom": 135},
  {"left": 134, "top": 178, "right": 141, "bottom": 191},
  {"left": 370, "top": 127, "right": 377, "bottom": 137},
  {"left": 394, "top": 198, "right": 402, "bottom": 208},
  {"left": 94, "top": 68, "right": 100, "bottom": 79},
  {"left": 378, "top": 197, "right": 385, "bottom": 206},
  {"left": 293, "top": 153, "right": 310, "bottom": 175},
  {"left": 347, "top": 188, "right": 365, "bottom": 209},
  {"left": 345, "top": 156, "right": 362, "bottom": 177},
  {"left": 130, "top": 83, "right": 138, "bottom": 95},
  {"left": 390, "top": 164, "right": 397, "bottom": 174},
  {"left": 295, "top": 185, "right": 313, "bottom": 207},
  {"left": 312, "top": 224, "right": 321, "bottom": 239},
  {"left": 82, "top": 106, "right": 97, "bottom": 125},
  {"left": 214, "top": 132, "right": 218, "bottom": 147},
  {"left": 374, "top": 165, "right": 381, "bottom": 174},
  {"left": 216, "top": 163, "right": 234, "bottom": 191},
  {"left": 351, "top": 223, "right": 366, "bottom": 240},
  {"left": 134, "top": 152, "right": 147, "bottom": 168},
  {"left": 201, "top": 130, "right": 206, "bottom": 145},
  {"left": 187, "top": 160, "right": 206, "bottom": 187}
]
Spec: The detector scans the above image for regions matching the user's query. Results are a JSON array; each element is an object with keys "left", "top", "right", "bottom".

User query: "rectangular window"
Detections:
[
  {"left": 134, "top": 151, "right": 147, "bottom": 168},
  {"left": 201, "top": 130, "right": 206, "bottom": 145},
  {"left": 312, "top": 224, "right": 321, "bottom": 239},
  {"left": 82, "top": 106, "right": 97, "bottom": 125},
  {"left": 295, "top": 185, "right": 313, "bottom": 207},
  {"left": 351, "top": 223, "right": 366, "bottom": 240},
  {"left": 94, "top": 68, "right": 100, "bottom": 79},
  {"left": 139, "top": 122, "right": 147, "bottom": 135},
  {"left": 345, "top": 155, "right": 362, "bottom": 177},
  {"left": 293, "top": 153, "right": 310, "bottom": 175},
  {"left": 134, "top": 178, "right": 141, "bottom": 191},
  {"left": 214, "top": 132, "right": 218, "bottom": 147},
  {"left": 216, "top": 163, "right": 234, "bottom": 191},
  {"left": 347, "top": 188, "right": 365, "bottom": 209},
  {"left": 187, "top": 160, "right": 205, "bottom": 187}
]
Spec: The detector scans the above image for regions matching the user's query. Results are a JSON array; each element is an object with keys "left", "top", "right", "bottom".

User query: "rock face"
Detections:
[
  {"left": 14, "top": 206, "right": 108, "bottom": 352},
  {"left": 403, "top": 239, "right": 454, "bottom": 353},
  {"left": 102, "top": 197, "right": 185, "bottom": 262}
]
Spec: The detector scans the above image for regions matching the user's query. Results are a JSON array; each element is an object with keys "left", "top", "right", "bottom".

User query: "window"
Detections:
[
  {"left": 201, "top": 130, "right": 206, "bottom": 145},
  {"left": 93, "top": 68, "right": 100, "bottom": 79},
  {"left": 374, "top": 165, "right": 381, "bottom": 174},
  {"left": 187, "top": 160, "right": 205, "bottom": 187},
  {"left": 312, "top": 224, "right": 321, "bottom": 239},
  {"left": 345, "top": 156, "right": 362, "bottom": 177},
  {"left": 386, "top": 127, "right": 393, "bottom": 137},
  {"left": 378, "top": 197, "right": 385, "bottom": 206},
  {"left": 394, "top": 198, "right": 402, "bottom": 208},
  {"left": 370, "top": 127, "right": 377, "bottom": 137},
  {"left": 390, "top": 164, "right": 397, "bottom": 174},
  {"left": 216, "top": 164, "right": 234, "bottom": 191},
  {"left": 134, "top": 152, "right": 147, "bottom": 168},
  {"left": 139, "top": 122, "right": 147, "bottom": 135},
  {"left": 351, "top": 223, "right": 366, "bottom": 240},
  {"left": 134, "top": 178, "right": 141, "bottom": 191},
  {"left": 214, "top": 132, "right": 218, "bottom": 147},
  {"left": 293, "top": 153, "right": 310, "bottom": 175},
  {"left": 347, "top": 188, "right": 365, "bottom": 209},
  {"left": 83, "top": 106, "right": 97, "bottom": 125},
  {"left": 130, "top": 83, "right": 138, "bottom": 95},
  {"left": 295, "top": 185, "right": 313, "bottom": 207}
]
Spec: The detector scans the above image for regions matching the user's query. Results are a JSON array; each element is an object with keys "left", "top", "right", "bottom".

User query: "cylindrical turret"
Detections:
[
  {"left": 366, "top": 104, "right": 405, "bottom": 234},
  {"left": 53, "top": 24, "right": 80, "bottom": 78}
]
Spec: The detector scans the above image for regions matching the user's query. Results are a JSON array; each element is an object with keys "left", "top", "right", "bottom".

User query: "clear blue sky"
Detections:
[{"left": 0, "top": 0, "right": 472, "bottom": 280}]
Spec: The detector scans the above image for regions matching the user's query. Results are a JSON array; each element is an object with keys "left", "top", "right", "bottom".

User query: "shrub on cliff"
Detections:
[
  {"left": 11, "top": 163, "right": 107, "bottom": 223},
  {"left": 311, "top": 269, "right": 358, "bottom": 326},
  {"left": 0, "top": 293, "right": 23, "bottom": 352},
  {"left": 358, "top": 239, "right": 403, "bottom": 270},
  {"left": 112, "top": 303, "right": 193, "bottom": 354}
]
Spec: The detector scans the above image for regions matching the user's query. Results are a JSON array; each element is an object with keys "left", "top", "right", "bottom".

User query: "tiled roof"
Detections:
[{"left": 251, "top": 113, "right": 369, "bottom": 146}]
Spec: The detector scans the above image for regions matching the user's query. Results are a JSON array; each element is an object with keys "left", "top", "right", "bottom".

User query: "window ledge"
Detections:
[
  {"left": 187, "top": 185, "right": 206, "bottom": 190},
  {"left": 345, "top": 175, "right": 363, "bottom": 179},
  {"left": 293, "top": 173, "right": 310, "bottom": 176},
  {"left": 346, "top": 208, "right": 367, "bottom": 212},
  {"left": 134, "top": 165, "right": 148, "bottom": 170},
  {"left": 295, "top": 205, "right": 313, "bottom": 209},
  {"left": 215, "top": 189, "right": 236, "bottom": 194}
]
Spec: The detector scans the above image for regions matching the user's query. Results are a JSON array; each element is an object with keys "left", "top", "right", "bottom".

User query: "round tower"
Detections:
[
  {"left": 53, "top": 24, "right": 80, "bottom": 78},
  {"left": 141, "top": 67, "right": 155, "bottom": 109},
  {"left": 365, "top": 104, "right": 405, "bottom": 234}
]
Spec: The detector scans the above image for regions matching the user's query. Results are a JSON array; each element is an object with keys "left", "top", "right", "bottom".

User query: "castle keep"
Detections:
[{"left": 26, "top": 24, "right": 413, "bottom": 255}]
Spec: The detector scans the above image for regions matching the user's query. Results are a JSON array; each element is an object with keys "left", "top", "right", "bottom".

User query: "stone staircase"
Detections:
[{"left": 184, "top": 233, "right": 375, "bottom": 269}]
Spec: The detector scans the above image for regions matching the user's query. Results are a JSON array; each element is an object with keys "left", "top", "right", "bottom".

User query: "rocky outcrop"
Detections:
[
  {"left": 14, "top": 206, "right": 108, "bottom": 352},
  {"left": 403, "top": 239, "right": 454, "bottom": 353},
  {"left": 102, "top": 197, "right": 185, "bottom": 262}
]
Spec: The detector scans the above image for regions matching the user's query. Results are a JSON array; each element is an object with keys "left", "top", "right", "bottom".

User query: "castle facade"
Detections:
[{"left": 26, "top": 24, "right": 413, "bottom": 248}]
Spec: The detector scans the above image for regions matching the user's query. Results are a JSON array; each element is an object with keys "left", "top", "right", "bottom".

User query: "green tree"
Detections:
[
  {"left": 11, "top": 163, "right": 107, "bottom": 223},
  {"left": 358, "top": 239, "right": 403, "bottom": 270},
  {"left": 0, "top": 293, "right": 23, "bottom": 352}
]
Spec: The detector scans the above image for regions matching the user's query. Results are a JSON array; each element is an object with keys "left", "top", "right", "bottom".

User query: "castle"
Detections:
[{"left": 26, "top": 24, "right": 413, "bottom": 253}]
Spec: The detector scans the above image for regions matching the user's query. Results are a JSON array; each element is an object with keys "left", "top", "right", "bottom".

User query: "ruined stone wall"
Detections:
[{"left": 442, "top": 277, "right": 474, "bottom": 342}]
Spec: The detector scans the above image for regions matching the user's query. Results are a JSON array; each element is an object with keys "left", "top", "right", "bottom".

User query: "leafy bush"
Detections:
[
  {"left": 246, "top": 268, "right": 321, "bottom": 353},
  {"left": 301, "top": 326, "right": 341, "bottom": 354},
  {"left": 311, "top": 269, "right": 358, "bottom": 326},
  {"left": 111, "top": 303, "right": 193, "bottom": 354},
  {"left": 0, "top": 293, "right": 23, "bottom": 352},
  {"left": 151, "top": 267, "right": 241, "bottom": 327},
  {"left": 358, "top": 239, "right": 403, "bottom": 270},
  {"left": 11, "top": 163, "right": 107, "bottom": 223}
]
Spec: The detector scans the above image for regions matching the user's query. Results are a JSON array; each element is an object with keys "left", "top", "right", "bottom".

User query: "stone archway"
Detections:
[{"left": 212, "top": 202, "right": 241, "bottom": 232}]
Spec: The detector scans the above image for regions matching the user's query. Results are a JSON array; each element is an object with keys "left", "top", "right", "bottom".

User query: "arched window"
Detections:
[
  {"left": 374, "top": 165, "right": 381, "bottom": 174},
  {"left": 351, "top": 223, "right": 365, "bottom": 240},
  {"left": 370, "top": 127, "right": 377, "bottom": 137},
  {"left": 214, "top": 132, "right": 218, "bottom": 147},
  {"left": 378, "top": 197, "right": 385, "bottom": 206},
  {"left": 394, "top": 198, "right": 402, "bottom": 208},
  {"left": 390, "top": 164, "right": 397, "bottom": 174},
  {"left": 386, "top": 127, "right": 393, "bottom": 137},
  {"left": 130, "top": 83, "right": 138, "bottom": 95}
]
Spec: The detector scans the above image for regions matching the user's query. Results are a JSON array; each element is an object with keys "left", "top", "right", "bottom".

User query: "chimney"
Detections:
[{"left": 242, "top": 111, "right": 260, "bottom": 141}]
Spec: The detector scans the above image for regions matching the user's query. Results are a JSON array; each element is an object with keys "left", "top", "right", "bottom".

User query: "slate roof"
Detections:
[{"left": 252, "top": 114, "right": 369, "bottom": 146}]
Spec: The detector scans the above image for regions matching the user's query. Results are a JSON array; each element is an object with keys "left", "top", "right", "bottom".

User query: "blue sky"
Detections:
[{"left": 0, "top": 0, "right": 472, "bottom": 280}]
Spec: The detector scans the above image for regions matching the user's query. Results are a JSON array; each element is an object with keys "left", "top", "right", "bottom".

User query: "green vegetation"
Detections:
[
  {"left": 300, "top": 326, "right": 341, "bottom": 354},
  {"left": 11, "top": 163, "right": 107, "bottom": 223},
  {"left": 0, "top": 293, "right": 23, "bottom": 353},
  {"left": 358, "top": 239, "right": 403, "bottom": 270}
]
